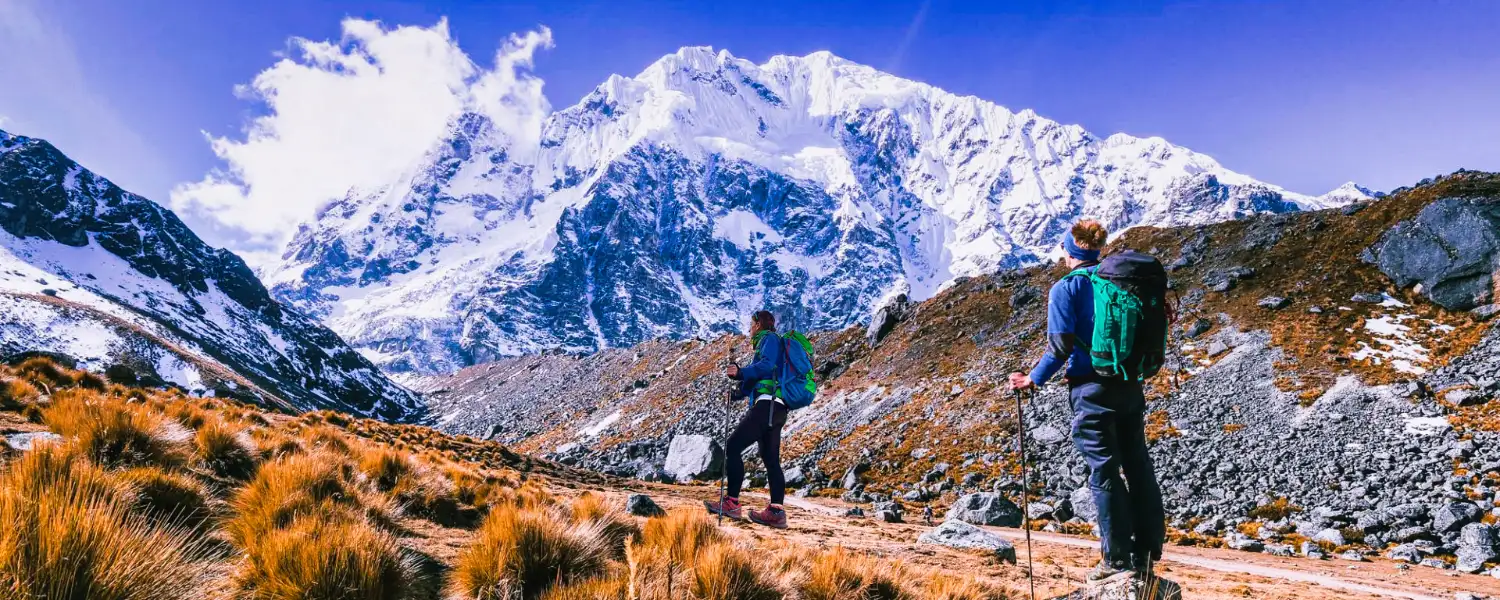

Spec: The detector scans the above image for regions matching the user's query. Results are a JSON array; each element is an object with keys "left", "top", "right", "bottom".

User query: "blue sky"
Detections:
[{"left": 2, "top": 0, "right": 1498, "bottom": 250}]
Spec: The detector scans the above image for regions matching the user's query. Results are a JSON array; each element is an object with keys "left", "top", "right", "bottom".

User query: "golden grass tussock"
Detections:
[
  {"left": 234, "top": 518, "right": 423, "bottom": 600},
  {"left": 0, "top": 377, "right": 41, "bottom": 410},
  {"left": 798, "top": 547, "right": 912, "bottom": 600},
  {"left": 0, "top": 444, "right": 214, "bottom": 600},
  {"left": 536, "top": 574, "right": 629, "bottom": 600},
  {"left": 227, "top": 451, "right": 397, "bottom": 548},
  {"left": 688, "top": 542, "right": 781, "bottom": 600},
  {"left": 635, "top": 509, "right": 722, "bottom": 565},
  {"left": 300, "top": 424, "right": 354, "bottom": 455},
  {"left": 167, "top": 403, "right": 210, "bottom": 430},
  {"left": 919, "top": 574, "right": 1009, "bottom": 600},
  {"left": 117, "top": 466, "right": 215, "bottom": 532},
  {"left": 449, "top": 503, "right": 611, "bottom": 600},
  {"left": 568, "top": 492, "right": 640, "bottom": 559},
  {"left": 194, "top": 416, "right": 260, "bottom": 480},
  {"left": 42, "top": 389, "right": 189, "bottom": 469},
  {"left": 14, "top": 356, "right": 75, "bottom": 390}
]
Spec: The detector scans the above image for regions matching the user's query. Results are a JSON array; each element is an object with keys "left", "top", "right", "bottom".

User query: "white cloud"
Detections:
[{"left": 170, "top": 19, "right": 553, "bottom": 255}]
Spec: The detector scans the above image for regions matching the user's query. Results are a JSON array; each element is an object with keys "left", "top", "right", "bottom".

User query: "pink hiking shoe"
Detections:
[
  {"left": 748, "top": 506, "right": 788, "bottom": 529},
  {"left": 703, "top": 496, "right": 744, "bottom": 520}
]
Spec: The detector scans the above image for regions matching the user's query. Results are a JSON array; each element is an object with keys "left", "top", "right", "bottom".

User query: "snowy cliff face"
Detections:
[
  {"left": 0, "top": 129, "right": 424, "bottom": 421},
  {"left": 266, "top": 48, "right": 1371, "bottom": 375}
]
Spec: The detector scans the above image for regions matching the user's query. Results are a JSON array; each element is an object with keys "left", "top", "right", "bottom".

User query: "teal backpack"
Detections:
[
  {"left": 751, "top": 329, "right": 817, "bottom": 409},
  {"left": 1064, "top": 251, "right": 1171, "bottom": 381},
  {"left": 776, "top": 330, "right": 817, "bottom": 409}
]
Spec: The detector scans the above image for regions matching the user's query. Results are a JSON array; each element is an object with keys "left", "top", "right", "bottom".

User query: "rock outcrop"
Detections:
[
  {"left": 663, "top": 435, "right": 723, "bottom": 482},
  {"left": 1369, "top": 195, "right": 1500, "bottom": 311},
  {"left": 917, "top": 520, "right": 1017, "bottom": 563}
]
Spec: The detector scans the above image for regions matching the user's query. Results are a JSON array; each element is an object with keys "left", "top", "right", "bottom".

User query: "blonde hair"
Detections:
[{"left": 1070, "top": 219, "right": 1108, "bottom": 251}]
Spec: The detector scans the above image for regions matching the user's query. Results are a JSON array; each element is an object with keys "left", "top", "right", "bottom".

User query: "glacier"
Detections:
[{"left": 265, "top": 47, "right": 1371, "bottom": 375}]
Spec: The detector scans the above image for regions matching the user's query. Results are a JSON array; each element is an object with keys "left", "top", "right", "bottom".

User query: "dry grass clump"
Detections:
[
  {"left": 14, "top": 356, "right": 76, "bottom": 390},
  {"left": 0, "top": 377, "right": 41, "bottom": 410},
  {"left": 234, "top": 518, "right": 422, "bottom": 600},
  {"left": 42, "top": 389, "right": 189, "bottom": 468},
  {"left": 688, "top": 543, "right": 780, "bottom": 600},
  {"left": 357, "top": 444, "right": 481, "bottom": 526},
  {"left": 449, "top": 503, "right": 610, "bottom": 600},
  {"left": 0, "top": 443, "right": 214, "bottom": 600},
  {"left": 117, "top": 466, "right": 215, "bottom": 532},
  {"left": 568, "top": 492, "right": 640, "bottom": 558},
  {"left": 920, "top": 574, "right": 1009, "bottom": 600},
  {"left": 228, "top": 451, "right": 419, "bottom": 598},
  {"left": 167, "top": 403, "right": 211, "bottom": 430},
  {"left": 227, "top": 451, "right": 397, "bottom": 547},
  {"left": 1246, "top": 496, "right": 1300, "bottom": 521},
  {"left": 799, "top": 547, "right": 911, "bottom": 600},
  {"left": 636, "top": 509, "right": 722, "bottom": 564},
  {"left": 536, "top": 575, "right": 628, "bottom": 600},
  {"left": 624, "top": 510, "right": 779, "bottom": 600},
  {"left": 194, "top": 417, "right": 259, "bottom": 480}
]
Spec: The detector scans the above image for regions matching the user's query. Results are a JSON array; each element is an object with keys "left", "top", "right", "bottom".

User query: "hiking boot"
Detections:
[
  {"left": 703, "top": 496, "right": 743, "bottom": 520},
  {"left": 1132, "top": 553, "right": 1159, "bottom": 577},
  {"left": 748, "top": 506, "right": 788, "bottom": 529},
  {"left": 1087, "top": 559, "right": 1132, "bottom": 582}
]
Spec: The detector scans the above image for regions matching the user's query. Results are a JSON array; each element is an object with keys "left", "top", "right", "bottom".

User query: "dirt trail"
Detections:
[{"left": 598, "top": 484, "right": 1498, "bottom": 600}]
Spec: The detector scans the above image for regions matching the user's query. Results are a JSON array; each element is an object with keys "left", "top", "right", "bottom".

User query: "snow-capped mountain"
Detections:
[
  {"left": 0, "top": 129, "right": 423, "bottom": 421},
  {"left": 266, "top": 47, "right": 1373, "bottom": 375}
]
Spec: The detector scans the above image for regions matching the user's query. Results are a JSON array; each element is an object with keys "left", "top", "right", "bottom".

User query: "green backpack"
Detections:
[{"left": 1064, "top": 251, "right": 1171, "bottom": 381}]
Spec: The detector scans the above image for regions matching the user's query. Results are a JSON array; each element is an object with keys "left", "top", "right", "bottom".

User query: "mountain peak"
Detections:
[{"left": 269, "top": 45, "right": 1361, "bottom": 374}]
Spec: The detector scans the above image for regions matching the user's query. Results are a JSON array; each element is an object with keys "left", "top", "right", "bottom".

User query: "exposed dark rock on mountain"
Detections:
[{"left": 0, "top": 129, "right": 422, "bottom": 421}]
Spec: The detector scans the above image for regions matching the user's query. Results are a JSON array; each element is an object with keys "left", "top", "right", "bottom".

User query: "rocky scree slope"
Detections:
[
  {"left": 265, "top": 47, "right": 1370, "bottom": 375},
  {"left": 0, "top": 129, "right": 423, "bottom": 421},
  {"left": 420, "top": 172, "right": 1500, "bottom": 574}
]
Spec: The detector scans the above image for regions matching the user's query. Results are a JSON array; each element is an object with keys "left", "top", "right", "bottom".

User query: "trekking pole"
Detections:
[
  {"left": 1013, "top": 386, "right": 1037, "bottom": 600},
  {"left": 718, "top": 348, "right": 740, "bottom": 526}
]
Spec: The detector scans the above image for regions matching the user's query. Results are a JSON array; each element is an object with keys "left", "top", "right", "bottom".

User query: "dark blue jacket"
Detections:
[
  {"left": 735, "top": 331, "right": 782, "bottom": 405},
  {"left": 1030, "top": 262, "right": 1099, "bottom": 385}
]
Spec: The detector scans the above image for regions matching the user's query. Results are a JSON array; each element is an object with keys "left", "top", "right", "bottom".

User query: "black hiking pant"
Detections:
[
  {"left": 725, "top": 399, "right": 789, "bottom": 504},
  {"left": 1068, "top": 377, "right": 1166, "bottom": 565}
]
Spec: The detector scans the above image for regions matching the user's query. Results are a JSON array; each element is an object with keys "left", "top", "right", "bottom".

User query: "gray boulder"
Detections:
[
  {"left": 1456, "top": 523, "right": 1498, "bottom": 573},
  {"left": 1312, "top": 528, "right": 1346, "bottom": 546},
  {"left": 917, "top": 520, "right": 1017, "bottom": 563},
  {"left": 1027, "top": 502, "right": 1056, "bottom": 521},
  {"left": 841, "top": 461, "right": 870, "bottom": 489},
  {"left": 1368, "top": 196, "right": 1500, "bottom": 311},
  {"left": 1434, "top": 502, "right": 1483, "bottom": 533},
  {"left": 1257, "top": 296, "right": 1291, "bottom": 310},
  {"left": 1046, "top": 573, "right": 1182, "bottom": 600},
  {"left": 4, "top": 431, "right": 61, "bottom": 451},
  {"left": 1032, "top": 425, "right": 1067, "bottom": 445},
  {"left": 1225, "top": 532, "right": 1264, "bottom": 552},
  {"left": 663, "top": 435, "right": 723, "bottom": 482},
  {"left": 626, "top": 494, "right": 666, "bottom": 517},
  {"left": 867, "top": 294, "right": 911, "bottom": 347},
  {"left": 1184, "top": 318, "right": 1213, "bottom": 339},
  {"left": 1385, "top": 544, "right": 1423, "bottom": 563},
  {"left": 784, "top": 466, "right": 807, "bottom": 488},
  {"left": 1071, "top": 487, "right": 1098, "bottom": 524},
  {"left": 946, "top": 492, "right": 1023, "bottom": 527}
]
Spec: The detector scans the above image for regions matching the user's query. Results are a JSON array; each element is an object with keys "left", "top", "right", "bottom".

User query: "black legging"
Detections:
[{"left": 725, "top": 399, "right": 788, "bottom": 504}]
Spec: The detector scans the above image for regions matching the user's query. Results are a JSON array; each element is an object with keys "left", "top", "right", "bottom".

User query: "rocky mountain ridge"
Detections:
[
  {"left": 265, "top": 47, "right": 1373, "bottom": 375},
  {"left": 0, "top": 128, "right": 423, "bottom": 421}
]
